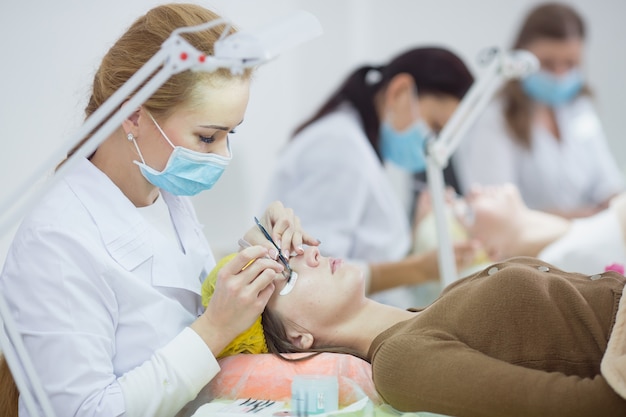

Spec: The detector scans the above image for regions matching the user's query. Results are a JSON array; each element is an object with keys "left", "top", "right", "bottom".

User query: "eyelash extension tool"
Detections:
[{"left": 238, "top": 236, "right": 298, "bottom": 296}]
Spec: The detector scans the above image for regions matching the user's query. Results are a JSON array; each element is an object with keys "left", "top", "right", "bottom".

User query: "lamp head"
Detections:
[
  {"left": 165, "top": 10, "right": 323, "bottom": 76},
  {"left": 502, "top": 49, "right": 540, "bottom": 79}
]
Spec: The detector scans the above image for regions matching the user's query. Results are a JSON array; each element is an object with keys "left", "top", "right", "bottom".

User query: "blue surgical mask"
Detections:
[
  {"left": 380, "top": 120, "right": 431, "bottom": 173},
  {"left": 521, "top": 69, "right": 584, "bottom": 107},
  {"left": 131, "top": 113, "right": 231, "bottom": 196}
]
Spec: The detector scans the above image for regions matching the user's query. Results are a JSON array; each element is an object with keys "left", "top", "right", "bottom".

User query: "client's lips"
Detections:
[{"left": 330, "top": 258, "right": 342, "bottom": 274}]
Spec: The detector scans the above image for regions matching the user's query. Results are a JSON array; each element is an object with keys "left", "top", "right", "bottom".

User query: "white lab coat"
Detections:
[
  {"left": 0, "top": 158, "right": 220, "bottom": 417},
  {"left": 538, "top": 207, "right": 626, "bottom": 275},
  {"left": 262, "top": 105, "right": 411, "bottom": 263},
  {"left": 453, "top": 96, "right": 625, "bottom": 212},
  {"left": 261, "top": 105, "right": 417, "bottom": 307}
]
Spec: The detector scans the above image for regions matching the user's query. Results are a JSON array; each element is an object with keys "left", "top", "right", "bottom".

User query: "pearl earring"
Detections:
[{"left": 127, "top": 133, "right": 135, "bottom": 141}]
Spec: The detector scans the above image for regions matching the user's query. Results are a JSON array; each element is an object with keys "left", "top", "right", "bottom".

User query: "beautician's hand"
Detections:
[
  {"left": 191, "top": 245, "right": 284, "bottom": 356},
  {"left": 243, "top": 201, "right": 320, "bottom": 259},
  {"left": 368, "top": 241, "right": 481, "bottom": 294},
  {"left": 453, "top": 240, "right": 483, "bottom": 272},
  {"left": 411, "top": 241, "right": 481, "bottom": 282},
  {"left": 413, "top": 186, "right": 459, "bottom": 227}
]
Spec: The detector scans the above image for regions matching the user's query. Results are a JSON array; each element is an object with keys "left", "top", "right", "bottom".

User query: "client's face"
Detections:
[{"left": 267, "top": 246, "right": 366, "bottom": 334}]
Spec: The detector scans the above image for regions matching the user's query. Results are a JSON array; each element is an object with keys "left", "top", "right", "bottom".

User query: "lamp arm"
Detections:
[
  {"left": 0, "top": 297, "right": 56, "bottom": 417},
  {"left": 0, "top": 26, "right": 220, "bottom": 238},
  {"left": 0, "top": 39, "right": 181, "bottom": 417},
  {"left": 424, "top": 49, "right": 539, "bottom": 287},
  {"left": 428, "top": 51, "right": 505, "bottom": 166},
  {"left": 0, "top": 11, "right": 323, "bottom": 238},
  {"left": 430, "top": 49, "right": 539, "bottom": 166}
]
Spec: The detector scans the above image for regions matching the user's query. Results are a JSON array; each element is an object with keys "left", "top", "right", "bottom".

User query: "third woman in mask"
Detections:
[{"left": 454, "top": 2, "right": 624, "bottom": 219}]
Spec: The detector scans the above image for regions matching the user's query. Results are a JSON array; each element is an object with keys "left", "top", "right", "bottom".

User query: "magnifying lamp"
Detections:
[
  {"left": 0, "top": 10, "right": 322, "bottom": 417},
  {"left": 424, "top": 48, "right": 539, "bottom": 288}
]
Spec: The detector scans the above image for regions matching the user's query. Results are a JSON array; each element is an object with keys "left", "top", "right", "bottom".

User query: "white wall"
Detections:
[{"left": 1, "top": 0, "right": 625, "bottom": 261}]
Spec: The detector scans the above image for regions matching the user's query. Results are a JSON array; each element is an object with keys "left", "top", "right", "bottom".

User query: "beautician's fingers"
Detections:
[
  {"left": 414, "top": 187, "right": 460, "bottom": 227},
  {"left": 237, "top": 266, "right": 283, "bottom": 300},
  {"left": 225, "top": 246, "right": 285, "bottom": 285},
  {"left": 264, "top": 203, "right": 301, "bottom": 255},
  {"left": 452, "top": 240, "right": 482, "bottom": 270},
  {"left": 276, "top": 215, "right": 303, "bottom": 257},
  {"left": 241, "top": 227, "right": 279, "bottom": 259},
  {"left": 259, "top": 201, "right": 319, "bottom": 256},
  {"left": 266, "top": 206, "right": 297, "bottom": 256},
  {"left": 465, "top": 184, "right": 485, "bottom": 202},
  {"left": 443, "top": 186, "right": 458, "bottom": 204},
  {"left": 206, "top": 249, "right": 283, "bottom": 337}
]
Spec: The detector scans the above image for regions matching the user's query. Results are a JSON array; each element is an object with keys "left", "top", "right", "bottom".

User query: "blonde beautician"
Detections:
[{"left": 0, "top": 4, "right": 317, "bottom": 417}]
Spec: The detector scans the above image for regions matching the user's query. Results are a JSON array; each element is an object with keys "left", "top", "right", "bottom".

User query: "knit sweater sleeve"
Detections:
[{"left": 371, "top": 334, "right": 626, "bottom": 417}]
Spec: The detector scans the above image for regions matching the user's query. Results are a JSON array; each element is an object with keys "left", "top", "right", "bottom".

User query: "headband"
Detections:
[{"left": 202, "top": 253, "right": 268, "bottom": 358}]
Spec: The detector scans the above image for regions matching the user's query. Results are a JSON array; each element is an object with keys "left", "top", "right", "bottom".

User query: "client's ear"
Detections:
[{"left": 285, "top": 328, "right": 314, "bottom": 350}]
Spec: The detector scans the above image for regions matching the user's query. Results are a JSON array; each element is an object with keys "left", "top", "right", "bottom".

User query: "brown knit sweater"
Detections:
[{"left": 368, "top": 256, "right": 626, "bottom": 416}]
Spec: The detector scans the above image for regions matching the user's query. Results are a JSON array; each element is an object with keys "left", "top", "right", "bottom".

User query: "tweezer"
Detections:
[
  {"left": 254, "top": 217, "right": 293, "bottom": 281},
  {"left": 238, "top": 237, "right": 298, "bottom": 296}
]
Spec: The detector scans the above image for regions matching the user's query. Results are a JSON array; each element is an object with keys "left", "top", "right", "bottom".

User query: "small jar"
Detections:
[{"left": 291, "top": 375, "right": 339, "bottom": 415}]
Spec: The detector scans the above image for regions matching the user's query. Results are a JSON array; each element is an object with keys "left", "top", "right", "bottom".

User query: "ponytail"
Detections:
[{"left": 292, "top": 65, "right": 385, "bottom": 159}]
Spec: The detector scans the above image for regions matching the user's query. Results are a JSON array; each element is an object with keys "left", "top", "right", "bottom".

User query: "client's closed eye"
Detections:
[{"left": 278, "top": 251, "right": 302, "bottom": 296}]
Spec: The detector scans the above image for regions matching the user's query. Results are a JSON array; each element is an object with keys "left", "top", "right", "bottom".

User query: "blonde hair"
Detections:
[{"left": 69, "top": 3, "right": 253, "bottom": 159}]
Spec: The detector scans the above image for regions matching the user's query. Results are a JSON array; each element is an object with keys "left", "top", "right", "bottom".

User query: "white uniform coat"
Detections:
[
  {"left": 538, "top": 208, "right": 626, "bottom": 275},
  {"left": 0, "top": 158, "right": 219, "bottom": 417},
  {"left": 261, "top": 105, "right": 417, "bottom": 307},
  {"left": 262, "top": 105, "right": 411, "bottom": 263},
  {"left": 453, "top": 96, "right": 624, "bottom": 212}
]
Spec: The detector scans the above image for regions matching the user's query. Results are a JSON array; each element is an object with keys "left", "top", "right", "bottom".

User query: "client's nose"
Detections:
[{"left": 301, "top": 246, "right": 321, "bottom": 267}]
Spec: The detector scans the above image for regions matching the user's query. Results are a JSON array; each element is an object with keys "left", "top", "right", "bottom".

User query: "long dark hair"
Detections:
[
  {"left": 292, "top": 47, "right": 474, "bottom": 159},
  {"left": 502, "top": 2, "right": 589, "bottom": 147},
  {"left": 261, "top": 309, "right": 367, "bottom": 362}
]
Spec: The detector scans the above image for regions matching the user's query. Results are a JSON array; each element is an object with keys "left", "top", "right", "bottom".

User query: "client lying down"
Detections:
[
  {"left": 414, "top": 183, "right": 626, "bottom": 275},
  {"left": 464, "top": 183, "right": 626, "bottom": 274},
  {"left": 205, "top": 240, "right": 626, "bottom": 416}
]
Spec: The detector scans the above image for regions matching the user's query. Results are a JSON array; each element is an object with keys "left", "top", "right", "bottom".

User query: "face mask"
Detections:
[
  {"left": 521, "top": 69, "right": 583, "bottom": 107},
  {"left": 380, "top": 120, "right": 431, "bottom": 173},
  {"left": 131, "top": 113, "right": 232, "bottom": 196}
]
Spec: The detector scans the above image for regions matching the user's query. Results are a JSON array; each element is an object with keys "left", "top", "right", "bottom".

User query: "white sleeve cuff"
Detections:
[{"left": 119, "top": 327, "right": 220, "bottom": 417}]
